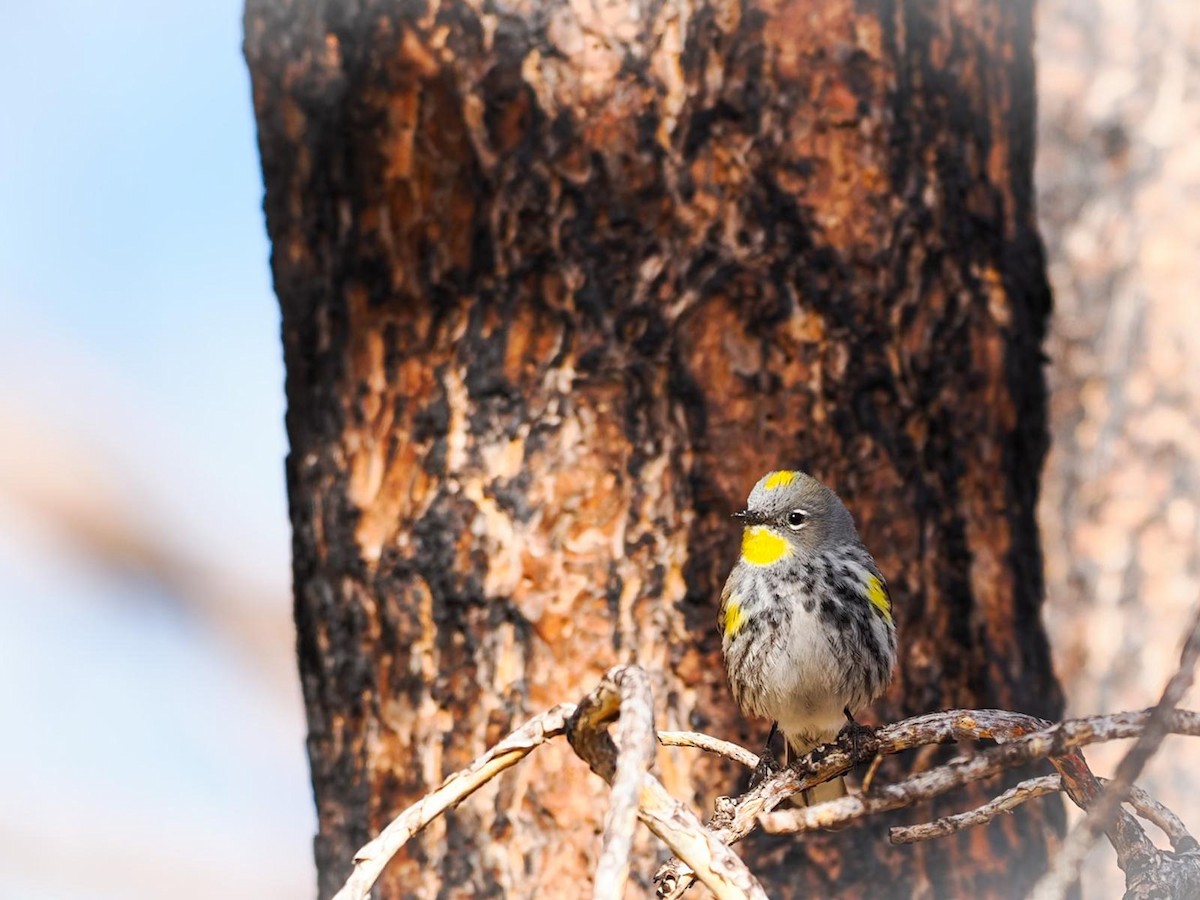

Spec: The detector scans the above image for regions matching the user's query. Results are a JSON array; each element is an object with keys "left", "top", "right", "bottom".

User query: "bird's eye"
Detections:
[{"left": 785, "top": 509, "right": 808, "bottom": 530}]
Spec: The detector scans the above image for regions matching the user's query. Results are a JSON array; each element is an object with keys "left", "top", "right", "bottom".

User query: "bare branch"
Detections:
[
  {"left": 333, "top": 703, "right": 577, "bottom": 900},
  {"left": 568, "top": 666, "right": 657, "bottom": 900},
  {"left": 657, "top": 731, "right": 760, "bottom": 769},
  {"left": 654, "top": 708, "right": 1200, "bottom": 899},
  {"left": 1123, "top": 783, "right": 1199, "bottom": 854},
  {"left": 1032, "top": 601, "right": 1200, "bottom": 900},
  {"left": 329, "top": 660, "right": 1200, "bottom": 900},
  {"left": 756, "top": 712, "right": 1200, "bottom": 837},
  {"left": 336, "top": 667, "right": 768, "bottom": 900},
  {"left": 889, "top": 773, "right": 1198, "bottom": 855},
  {"left": 860, "top": 752, "right": 886, "bottom": 796},
  {"left": 568, "top": 666, "right": 767, "bottom": 900},
  {"left": 889, "top": 775, "right": 1063, "bottom": 844},
  {"left": 636, "top": 775, "right": 768, "bottom": 900}
]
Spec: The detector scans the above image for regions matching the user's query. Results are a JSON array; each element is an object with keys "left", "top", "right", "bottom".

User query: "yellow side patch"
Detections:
[
  {"left": 867, "top": 575, "right": 893, "bottom": 624},
  {"left": 763, "top": 470, "right": 797, "bottom": 490},
  {"left": 741, "top": 526, "right": 789, "bottom": 566},
  {"left": 722, "top": 595, "right": 745, "bottom": 639}
]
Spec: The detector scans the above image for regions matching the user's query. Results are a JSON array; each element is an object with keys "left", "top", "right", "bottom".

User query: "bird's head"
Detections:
[{"left": 733, "top": 470, "right": 857, "bottom": 565}]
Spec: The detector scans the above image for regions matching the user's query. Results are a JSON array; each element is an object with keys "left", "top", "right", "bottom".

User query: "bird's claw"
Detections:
[
  {"left": 749, "top": 721, "right": 783, "bottom": 789},
  {"left": 837, "top": 709, "right": 878, "bottom": 763},
  {"left": 749, "top": 745, "right": 781, "bottom": 789}
]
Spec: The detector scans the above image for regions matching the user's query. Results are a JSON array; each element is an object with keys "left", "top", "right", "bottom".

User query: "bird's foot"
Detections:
[
  {"left": 749, "top": 750, "right": 781, "bottom": 789},
  {"left": 837, "top": 707, "right": 879, "bottom": 764},
  {"left": 749, "top": 721, "right": 783, "bottom": 789}
]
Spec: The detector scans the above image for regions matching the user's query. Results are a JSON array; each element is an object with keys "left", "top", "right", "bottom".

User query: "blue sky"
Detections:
[
  {"left": 0, "top": 1, "right": 312, "bottom": 896},
  {"left": 0, "top": 0, "right": 288, "bottom": 565}
]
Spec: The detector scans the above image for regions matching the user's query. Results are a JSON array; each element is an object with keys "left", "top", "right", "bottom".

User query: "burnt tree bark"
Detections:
[{"left": 245, "top": 0, "right": 1064, "bottom": 897}]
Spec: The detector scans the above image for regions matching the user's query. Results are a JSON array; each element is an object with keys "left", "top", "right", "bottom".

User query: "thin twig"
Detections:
[
  {"left": 637, "top": 775, "right": 768, "bottom": 900},
  {"left": 654, "top": 708, "right": 1200, "bottom": 899},
  {"left": 757, "top": 712, "right": 1200, "bottom": 836},
  {"left": 568, "top": 667, "right": 767, "bottom": 900},
  {"left": 889, "top": 775, "right": 1063, "bottom": 844},
  {"left": 333, "top": 703, "right": 577, "bottom": 900},
  {"left": 570, "top": 666, "right": 657, "bottom": 900},
  {"left": 1032, "top": 601, "right": 1200, "bottom": 900},
  {"left": 328, "top": 662, "right": 1200, "bottom": 900},
  {"left": 1122, "top": 782, "right": 1199, "bottom": 854},
  {"left": 657, "top": 731, "right": 760, "bottom": 769},
  {"left": 889, "top": 774, "right": 1199, "bottom": 853},
  {"left": 758, "top": 731, "right": 1089, "bottom": 836},
  {"left": 860, "top": 753, "right": 885, "bottom": 795}
]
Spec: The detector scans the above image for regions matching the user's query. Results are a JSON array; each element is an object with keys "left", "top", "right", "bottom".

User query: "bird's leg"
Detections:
[
  {"left": 749, "top": 721, "right": 782, "bottom": 789},
  {"left": 837, "top": 706, "right": 878, "bottom": 764}
]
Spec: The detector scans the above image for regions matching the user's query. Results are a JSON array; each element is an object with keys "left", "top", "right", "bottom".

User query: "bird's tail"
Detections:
[{"left": 785, "top": 735, "right": 849, "bottom": 806}]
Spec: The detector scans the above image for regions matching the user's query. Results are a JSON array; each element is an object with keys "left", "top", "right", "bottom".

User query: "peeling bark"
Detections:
[{"left": 245, "top": 0, "right": 1064, "bottom": 896}]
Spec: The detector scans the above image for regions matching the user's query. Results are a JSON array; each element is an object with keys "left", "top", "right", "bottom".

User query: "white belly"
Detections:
[{"left": 751, "top": 602, "right": 849, "bottom": 747}]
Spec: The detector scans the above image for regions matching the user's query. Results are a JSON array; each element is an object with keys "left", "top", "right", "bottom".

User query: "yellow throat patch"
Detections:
[
  {"left": 867, "top": 575, "right": 893, "bottom": 624},
  {"left": 740, "top": 526, "right": 789, "bottom": 566}
]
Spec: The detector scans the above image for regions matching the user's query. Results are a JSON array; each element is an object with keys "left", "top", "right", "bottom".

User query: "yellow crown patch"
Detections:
[{"left": 763, "top": 470, "right": 798, "bottom": 490}]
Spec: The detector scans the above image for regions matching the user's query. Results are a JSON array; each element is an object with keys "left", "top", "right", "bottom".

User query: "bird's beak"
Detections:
[{"left": 735, "top": 509, "right": 772, "bottom": 526}]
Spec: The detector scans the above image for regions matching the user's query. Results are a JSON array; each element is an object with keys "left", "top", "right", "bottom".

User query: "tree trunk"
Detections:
[{"left": 245, "top": 0, "right": 1064, "bottom": 896}]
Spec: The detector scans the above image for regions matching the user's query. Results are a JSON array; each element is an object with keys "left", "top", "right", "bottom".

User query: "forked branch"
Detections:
[
  {"left": 654, "top": 708, "right": 1200, "bottom": 898},
  {"left": 1032, "top": 602, "right": 1200, "bottom": 900},
  {"left": 334, "top": 669, "right": 1200, "bottom": 900},
  {"left": 332, "top": 703, "right": 577, "bottom": 900}
]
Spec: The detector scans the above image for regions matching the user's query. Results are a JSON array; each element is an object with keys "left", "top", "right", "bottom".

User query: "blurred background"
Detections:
[
  {"left": 1038, "top": 1, "right": 1200, "bottom": 892},
  {"left": 0, "top": 1, "right": 1194, "bottom": 897},
  {"left": 0, "top": 1, "right": 310, "bottom": 896}
]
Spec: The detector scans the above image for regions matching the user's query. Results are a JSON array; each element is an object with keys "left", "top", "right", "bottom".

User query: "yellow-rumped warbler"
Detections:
[{"left": 719, "top": 470, "right": 896, "bottom": 802}]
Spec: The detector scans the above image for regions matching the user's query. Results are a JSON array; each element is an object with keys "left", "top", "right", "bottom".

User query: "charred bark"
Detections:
[{"left": 245, "top": 0, "right": 1063, "bottom": 896}]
